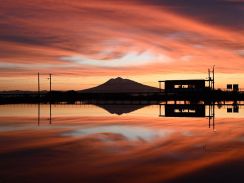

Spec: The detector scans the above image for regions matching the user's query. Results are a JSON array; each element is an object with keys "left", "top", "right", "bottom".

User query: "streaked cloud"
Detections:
[
  {"left": 0, "top": 0, "right": 243, "bottom": 89},
  {"left": 60, "top": 51, "right": 171, "bottom": 68}
]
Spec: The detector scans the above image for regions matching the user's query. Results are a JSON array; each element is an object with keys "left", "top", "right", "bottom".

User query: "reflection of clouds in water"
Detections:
[
  {"left": 237, "top": 136, "right": 244, "bottom": 142},
  {"left": 182, "top": 131, "right": 193, "bottom": 137},
  {"left": 0, "top": 125, "right": 37, "bottom": 132},
  {"left": 0, "top": 125, "right": 67, "bottom": 132},
  {"left": 61, "top": 125, "right": 173, "bottom": 142}
]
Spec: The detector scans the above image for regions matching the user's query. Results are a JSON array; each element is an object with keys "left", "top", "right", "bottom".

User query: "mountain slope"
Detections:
[{"left": 80, "top": 77, "right": 159, "bottom": 93}]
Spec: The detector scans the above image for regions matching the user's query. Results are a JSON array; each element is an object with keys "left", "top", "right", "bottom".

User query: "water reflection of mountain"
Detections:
[{"left": 95, "top": 104, "right": 148, "bottom": 115}]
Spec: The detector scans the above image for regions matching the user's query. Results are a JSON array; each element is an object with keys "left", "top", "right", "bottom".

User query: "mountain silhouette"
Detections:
[{"left": 81, "top": 77, "right": 159, "bottom": 93}]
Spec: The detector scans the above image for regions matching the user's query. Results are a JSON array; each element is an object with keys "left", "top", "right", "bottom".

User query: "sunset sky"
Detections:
[{"left": 0, "top": 0, "right": 243, "bottom": 90}]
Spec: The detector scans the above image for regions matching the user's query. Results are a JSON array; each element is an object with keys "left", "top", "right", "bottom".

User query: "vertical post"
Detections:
[
  {"left": 37, "top": 72, "right": 40, "bottom": 126},
  {"left": 212, "top": 65, "right": 215, "bottom": 91},
  {"left": 49, "top": 102, "right": 52, "bottom": 124},
  {"left": 38, "top": 72, "right": 40, "bottom": 97},
  {"left": 49, "top": 74, "right": 52, "bottom": 124},
  {"left": 38, "top": 103, "right": 40, "bottom": 126},
  {"left": 208, "top": 105, "right": 211, "bottom": 128},
  {"left": 49, "top": 74, "right": 52, "bottom": 93},
  {"left": 159, "top": 104, "right": 161, "bottom": 116},
  {"left": 208, "top": 69, "right": 211, "bottom": 89},
  {"left": 213, "top": 102, "right": 215, "bottom": 131}
]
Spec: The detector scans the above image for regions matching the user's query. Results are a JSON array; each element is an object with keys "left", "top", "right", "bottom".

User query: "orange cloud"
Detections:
[{"left": 0, "top": 0, "right": 243, "bottom": 90}]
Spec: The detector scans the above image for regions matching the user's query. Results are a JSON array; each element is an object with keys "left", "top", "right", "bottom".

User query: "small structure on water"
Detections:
[
  {"left": 160, "top": 79, "right": 206, "bottom": 93},
  {"left": 158, "top": 66, "right": 215, "bottom": 93}
]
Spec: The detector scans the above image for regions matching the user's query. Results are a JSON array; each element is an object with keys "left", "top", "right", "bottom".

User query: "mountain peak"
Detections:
[
  {"left": 106, "top": 77, "right": 129, "bottom": 84},
  {"left": 109, "top": 77, "right": 123, "bottom": 81},
  {"left": 114, "top": 77, "right": 123, "bottom": 80},
  {"left": 81, "top": 77, "right": 159, "bottom": 93}
]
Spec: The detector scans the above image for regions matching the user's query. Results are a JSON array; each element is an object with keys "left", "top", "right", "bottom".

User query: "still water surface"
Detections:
[{"left": 0, "top": 104, "right": 244, "bottom": 183}]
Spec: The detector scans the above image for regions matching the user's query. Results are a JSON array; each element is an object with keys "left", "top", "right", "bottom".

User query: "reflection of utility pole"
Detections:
[
  {"left": 38, "top": 103, "right": 40, "bottom": 126},
  {"left": 209, "top": 105, "right": 211, "bottom": 128},
  {"left": 213, "top": 102, "right": 215, "bottom": 132},
  {"left": 49, "top": 102, "right": 52, "bottom": 124},
  {"left": 208, "top": 104, "right": 216, "bottom": 131},
  {"left": 159, "top": 104, "right": 162, "bottom": 116}
]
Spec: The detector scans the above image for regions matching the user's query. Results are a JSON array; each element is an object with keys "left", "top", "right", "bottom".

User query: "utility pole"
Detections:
[
  {"left": 212, "top": 65, "right": 215, "bottom": 91},
  {"left": 38, "top": 72, "right": 40, "bottom": 97},
  {"left": 208, "top": 69, "right": 211, "bottom": 89},
  {"left": 49, "top": 74, "right": 52, "bottom": 125},
  {"left": 49, "top": 74, "right": 52, "bottom": 93},
  {"left": 37, "top": 72, "right": 40, "bottom": 126}
]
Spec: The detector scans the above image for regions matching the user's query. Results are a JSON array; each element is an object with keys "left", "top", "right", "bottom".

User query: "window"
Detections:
[{"left": 174, "top": 85, "right": 189, "bottom": 88}]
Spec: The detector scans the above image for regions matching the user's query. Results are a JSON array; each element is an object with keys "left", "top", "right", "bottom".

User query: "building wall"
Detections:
[{"left": 164, "top": 80, "right": 205, "bottom": 93}]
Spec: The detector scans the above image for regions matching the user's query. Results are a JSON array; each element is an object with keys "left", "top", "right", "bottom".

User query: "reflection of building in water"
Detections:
[
  {"left": 159, "top": 103, "right": 215, "bottom": 130},
  {"left": 159, "top": 104, "right": 214, "bottom": 118},
  {"left": 162, "top": 104, "right": 206, "bottom": 117}
]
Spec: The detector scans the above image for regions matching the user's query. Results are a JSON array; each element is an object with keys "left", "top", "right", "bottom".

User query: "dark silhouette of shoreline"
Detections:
[
  {"left": 1, "top": 89, "right": 244, "bottom": 104},
  {"left": 1, "top": 77, "right": 244, "bottom": 104}
]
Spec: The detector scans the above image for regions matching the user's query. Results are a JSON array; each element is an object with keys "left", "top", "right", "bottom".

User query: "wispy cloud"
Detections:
[
  {"left": 0, "top": 0, "right": 243, "bottom": 89},
  {"left": 60, "top": 51, "right": 171, "bottom": 68}
]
